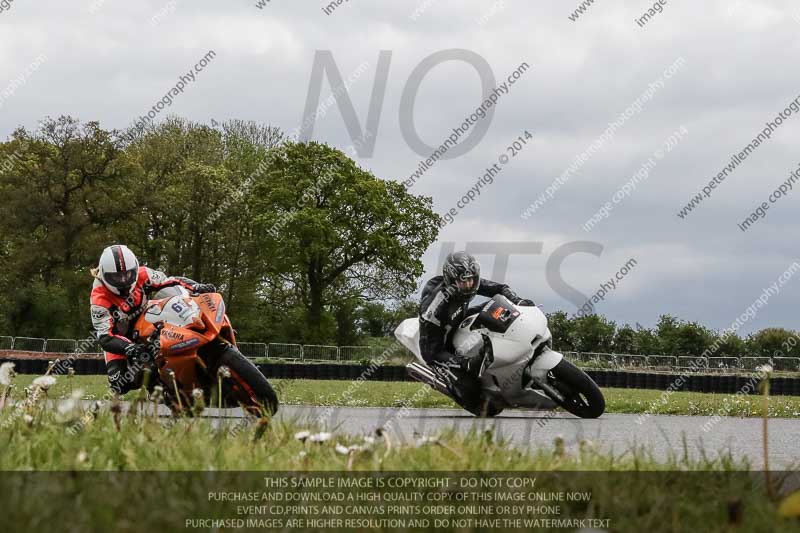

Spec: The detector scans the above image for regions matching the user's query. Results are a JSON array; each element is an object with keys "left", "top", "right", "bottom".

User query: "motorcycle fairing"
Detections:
[
  {"left": 477, "top": 296, "right": 521, "bottom": 334},
  {"left": 135, "top": 292, "right": 235, "bottom": 391}
]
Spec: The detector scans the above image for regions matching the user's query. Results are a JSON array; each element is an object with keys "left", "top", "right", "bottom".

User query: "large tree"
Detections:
[
  {"left": 123, "top": 118, "right": 286, "bottom": 338},
  {"left": 251, "top": 141, "right": 439, "bottom": 342},
  {"left": 0, "top": 116, "right": 136, "bottom": 336}
]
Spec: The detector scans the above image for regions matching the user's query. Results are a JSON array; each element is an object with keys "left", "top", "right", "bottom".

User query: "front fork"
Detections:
[{"left": 523, "top": 348, "right": 566, "bottom": 403}]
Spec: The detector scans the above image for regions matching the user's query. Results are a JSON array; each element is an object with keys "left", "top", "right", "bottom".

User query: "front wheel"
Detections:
[
  {"left": 547, "top": 359, "right": 604, "bottom": 419},
  {"left": 215, "top": 346, "right": 279, "bottom": 416}
]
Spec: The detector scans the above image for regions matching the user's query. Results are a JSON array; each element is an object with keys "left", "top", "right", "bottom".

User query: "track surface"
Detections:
[
  {"left": 61, "top": 401, "right": 798, "bottom": 468},
  {"left": 273, "top": 406, "right": 799, "bottom": 469}
]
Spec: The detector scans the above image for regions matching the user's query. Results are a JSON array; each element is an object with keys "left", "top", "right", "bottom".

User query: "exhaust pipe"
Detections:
[{"left": 406, "top": 362, "right": 452, "bottom": 398}]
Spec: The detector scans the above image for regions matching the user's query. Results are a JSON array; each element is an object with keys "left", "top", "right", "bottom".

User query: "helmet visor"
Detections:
[
  {"left": 104, "top": 268, "right": 137, "bottom": 290},
  {"left": 455, "top": 276, "right": 478, "bottom": 294}
]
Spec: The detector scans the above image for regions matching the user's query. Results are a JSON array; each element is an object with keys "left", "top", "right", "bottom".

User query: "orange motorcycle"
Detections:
[{"left": 130, "top": 287, "right": 278, "bottom": 416}]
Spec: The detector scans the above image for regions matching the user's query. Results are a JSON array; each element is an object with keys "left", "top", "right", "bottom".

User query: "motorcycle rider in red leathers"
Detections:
[{"left": 90, "top": 245, "right": 216, "bottom": 394}]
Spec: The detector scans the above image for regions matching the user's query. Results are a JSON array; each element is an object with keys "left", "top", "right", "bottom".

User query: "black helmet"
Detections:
[{"left": 443, "top": 251, "right": 480, "bottom": 297}]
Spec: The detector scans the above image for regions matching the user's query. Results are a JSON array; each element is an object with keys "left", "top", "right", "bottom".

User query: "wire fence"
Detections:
[{"left": 0, "top": 334, "right": 798, "bottom": 371}]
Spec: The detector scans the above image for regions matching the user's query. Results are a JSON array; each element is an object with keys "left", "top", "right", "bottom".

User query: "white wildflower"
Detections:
[
  {"left": 294, "top": 430, "right": 311, "bottom": 442},
  {"left": 32, "top": 375, "right": 57, "bottom": 390},
  {"left": 298, "top": 451, "right": 308, "bottom": 458},
  {"left": 310, "top": 432, "right": 332, "bottom": 443},
  {"left": 0, "top": 362, "right": 15, "bottom": 386},
  {"left": 414, "top": 435, "right": 438, "bottom": 447},
  {"left": 363, "top": 436, "right": 376, "bottom": 445},
  {"left": 218, "top": 366, "right": 231, "bottom": 378},
  {"left": 76, "top": 451, "right": 89, "bottom": 464},
  {"left": 23, "top": 414, "right": 34, "bottom": 425},
  {"left": 335, "top": 443, "right": 350, "bottom": 455},
  {"left": 757, "top": 364, "right": 773, "bottom": 374},
  {"left": 151, "top": 386, "right": 164, "bottom": 402},
  {"left": 57, "top": 389, "right": 85, "bottom": 417},
  {"left": 192, "top": 388, "right": 204, "bottom": 400}
]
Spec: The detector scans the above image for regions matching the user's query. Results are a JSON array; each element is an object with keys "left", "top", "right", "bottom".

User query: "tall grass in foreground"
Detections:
[
  {"left": 0, "top": 408, "right": 799, "bottom": 531},
  {"left": 1, "top": 363, "right": 800, "bottom": 531}
]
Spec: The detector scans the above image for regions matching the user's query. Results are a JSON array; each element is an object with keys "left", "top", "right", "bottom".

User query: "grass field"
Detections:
[
  {"left": 3, "top": 372, "right": 800, "bottom": 531},
  {"left": 1, "top": 398, "right": 799, "bottom": 531},
  {"left": 10, "top": 374, "right": 800, "bottom": 418}
]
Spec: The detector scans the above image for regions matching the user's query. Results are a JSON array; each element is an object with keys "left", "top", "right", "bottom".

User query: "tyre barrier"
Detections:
[{"left": 3, "top": 357, "right": 800, "bottom": 396}]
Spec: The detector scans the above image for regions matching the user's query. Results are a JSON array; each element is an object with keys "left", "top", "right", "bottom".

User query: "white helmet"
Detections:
[{"left": 98, "top": 245, "right": 140, "bottom": 297}]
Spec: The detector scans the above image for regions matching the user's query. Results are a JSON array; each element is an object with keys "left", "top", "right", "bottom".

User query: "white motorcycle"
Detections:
[{"left": 394, "top": 295, "right": 605, "bottom": 418}]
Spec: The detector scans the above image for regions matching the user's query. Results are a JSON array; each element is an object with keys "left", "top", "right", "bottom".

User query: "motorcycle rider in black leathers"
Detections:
[{"left": 418, "top": 251, "right": 535, "bottom": 409}]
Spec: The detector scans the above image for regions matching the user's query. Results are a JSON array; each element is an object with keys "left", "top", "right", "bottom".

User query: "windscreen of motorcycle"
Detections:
[{"left": 144, "top": 295, "right": 202, "bottom": 328}]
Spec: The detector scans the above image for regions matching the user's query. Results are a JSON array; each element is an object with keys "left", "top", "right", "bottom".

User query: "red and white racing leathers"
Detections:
[{"left": 90, "top": 266, "right": 197, "bottom": 391}]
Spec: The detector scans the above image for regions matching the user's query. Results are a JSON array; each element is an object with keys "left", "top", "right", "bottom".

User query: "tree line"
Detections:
[
  {"left": 0, "top": 116, "right": 437, "bottom": 344},
  {"left": 0, "top": 115, "right": 796, "bottom": 358},
  {"left": 546, "top": 312, "right": 800, "bottom": 359}
]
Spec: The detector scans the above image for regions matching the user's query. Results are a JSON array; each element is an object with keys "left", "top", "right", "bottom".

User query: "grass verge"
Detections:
[
  {"left": 2, "top": 371, "right": 800, "bottom": 531},
  {"left": 10, "top": 374, "right": 800, "bottom": 418},
  {"left": 0, "top": 405, "right": 799, "bottom": 531}
]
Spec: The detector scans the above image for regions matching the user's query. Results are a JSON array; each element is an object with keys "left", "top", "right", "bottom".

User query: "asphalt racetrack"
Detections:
[{"left": 207, "top": 405, "right": 797, "bottom": 469}]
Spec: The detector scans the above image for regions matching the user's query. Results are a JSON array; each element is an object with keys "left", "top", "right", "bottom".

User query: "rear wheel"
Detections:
[
  {"left": 547, "top": 359, "right": 604, "bottom": 418},
  {"left": 214, "top": 346, "right": 279, "bottom": 416}
]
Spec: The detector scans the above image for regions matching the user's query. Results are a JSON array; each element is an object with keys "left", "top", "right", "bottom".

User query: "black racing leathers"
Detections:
[{"left": 418, "top": 275, "right": 527, "bottom": 366}]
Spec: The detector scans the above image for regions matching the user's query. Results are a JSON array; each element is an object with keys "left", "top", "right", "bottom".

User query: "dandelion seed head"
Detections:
[
  {"left": 0, "top": 362, "right": 16, "bottom": 386},
  {"left": 335, "top": 443, "right": 350, "bottom": 455},
  {"left": 310, "top": 432, "right": 332, "bottom": 443},
  {"left": 414, "top": 435, "right": 438, "bottom": 447},
  {"left": 32, "top": 375, "right": 56, "bottom": 390}
]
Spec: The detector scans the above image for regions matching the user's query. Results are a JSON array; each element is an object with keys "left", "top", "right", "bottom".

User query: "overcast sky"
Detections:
[{"left": 1, "top": 0, "right": 798, "bottom": 334}]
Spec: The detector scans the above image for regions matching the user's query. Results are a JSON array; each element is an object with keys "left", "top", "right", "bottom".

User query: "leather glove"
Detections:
[
  {"left": 516, "top": 299, "right": 536, "bottom": 306},
  {"left": 192, "top": 283, "right": 216, "bottom": 294},
  {"left": 124, "top": 343, "right": 150, "bottom": 362}
]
